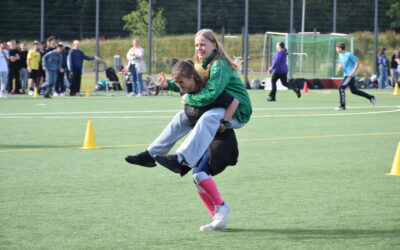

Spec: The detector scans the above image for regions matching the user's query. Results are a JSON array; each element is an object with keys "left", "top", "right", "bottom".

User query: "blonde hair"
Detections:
[
  {"left": 172, "top": 60, "right": 206, "bottom": 94},
  {"left": 194, "top": 29, "right": 237, "bottom": 80}
]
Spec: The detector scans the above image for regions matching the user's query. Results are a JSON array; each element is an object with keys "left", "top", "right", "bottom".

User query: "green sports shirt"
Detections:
[{"left": 167, "top": 53, "right": 252, "bottom": 123}]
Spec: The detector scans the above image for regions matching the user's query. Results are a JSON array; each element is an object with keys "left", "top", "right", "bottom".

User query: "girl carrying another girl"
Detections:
[
  {"left": 130, "top": 59, "right": 241, "bottom": 231},
  {"left": 126, "top": 28, "right": 251, "bottom": 173}
]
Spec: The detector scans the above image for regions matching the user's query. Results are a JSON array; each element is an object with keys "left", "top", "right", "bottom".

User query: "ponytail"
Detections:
[{"left": 278, "top": 42, "right": 288, "bottom": 55}]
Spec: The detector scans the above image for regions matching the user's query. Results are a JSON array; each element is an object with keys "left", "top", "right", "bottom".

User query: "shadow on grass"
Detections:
[{"left": 222, "top": 228, "right": 400, "bottom": 239}]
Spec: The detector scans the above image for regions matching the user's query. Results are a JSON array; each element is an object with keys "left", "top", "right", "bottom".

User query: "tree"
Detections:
[
  {"left": 386, "top": 0, "right": 400, "bottom": 30},
  {"left": 122, "top": 0, "right": 166, "bottom": 37}
]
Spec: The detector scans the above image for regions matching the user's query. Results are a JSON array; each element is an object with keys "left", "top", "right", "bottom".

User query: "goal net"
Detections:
[{"left": 263, "top": 32, "right": 353, "bottom": 79}]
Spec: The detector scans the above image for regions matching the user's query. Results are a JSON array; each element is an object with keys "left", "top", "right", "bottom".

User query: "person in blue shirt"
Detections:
[
  {"left": 67, "top": 40, "right": 100, "bottom": 96},
  {"left": 377, "top": 48, "right": 389, "bottom": 89},
  {"left": 267, "top": 42, "right": 301, "bottom": 102},
  {"left": 335, "top": 42, "right": 375, "bottom": 111},
  {"left": 41, "top": 44, "right": 64, "bottom": 98}
]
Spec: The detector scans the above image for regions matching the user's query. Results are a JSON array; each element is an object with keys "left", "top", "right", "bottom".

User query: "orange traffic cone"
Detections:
[
  {"left": 302, "top": 81, "right": 308, "bottom": 93},
  {"left": 393, "top": 83, "right": 399, "bottom": 96},
  {"left": 81, "top": 120, "right": 100, "bottom": 149},
  {"left": 387, "top": 142, "right": 400, "bottom": 176}
]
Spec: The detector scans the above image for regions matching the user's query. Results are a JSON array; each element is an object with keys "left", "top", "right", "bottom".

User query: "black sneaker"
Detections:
[
  {"left": 155, "top": 154, "right": 184, "bottom": 174},
  {"left": 370, "top": 96, "right": 376, "bottom": 106},
  {"left": 295, "top": 88, "right": 301, "bottom": 98},
  {"left": 44, "top": 94, "right": 51, "bottom": 98},
  {"left": 125, "top": 150, "right": 156, "bottom": 167},
  {"left": 267, "top": 96, "right": 276, "bottom": 102}
]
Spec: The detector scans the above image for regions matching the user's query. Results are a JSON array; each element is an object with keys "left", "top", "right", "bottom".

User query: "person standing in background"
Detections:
[
  {"left": 126, "top": 39, "right": 147, "bottom": 96},
  {"left": 0, "top": 41, "right": 9, "bottom": 98},
  {"left": 38, "top": 40, "right": 47, "bottom": 89},
  {"left": 18, "top": 43, "right": 28, "bottom": 94},
  {"left": 54, "top": 42, "right": 68, "bottom": 96},
  {"left": 377, "top": 48, "right": 389, "bottom": 89},
  {"left": 27, "top": 41, "right": 41, "bottom": 95},
  {"left": 7, "top": 40, "right": 21, "bottom": 94},
  {"left": 390, "top": 49, "right": 399, "bottom": 87},
  {"left": 68, "top": 40, "right": 100, "bottom": 96}
]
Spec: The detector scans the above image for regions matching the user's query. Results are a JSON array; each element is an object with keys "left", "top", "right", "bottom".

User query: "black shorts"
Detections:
[
  {"left": 29, "top": 70, "right": 40, "bottom": 81},
  {"left": 39, "top": 68, "right": 45, "bottom": 78}
]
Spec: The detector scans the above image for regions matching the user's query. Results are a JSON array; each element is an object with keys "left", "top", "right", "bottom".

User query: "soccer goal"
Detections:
[{"left": 262, "top": 32, "right": 353, "bottom": 79}]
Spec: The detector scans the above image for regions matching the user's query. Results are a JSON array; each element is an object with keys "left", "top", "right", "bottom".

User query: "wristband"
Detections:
[{"left": 220, "top": 119, "right": 231, "bottom": 128}]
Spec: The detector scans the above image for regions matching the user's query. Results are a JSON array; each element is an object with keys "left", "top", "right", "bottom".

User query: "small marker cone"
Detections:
[
  {"left": 82, "top": 120, "right": 100, "bottom": 149},
  {"left": 393, "top": 83, "right": 399, "bottom": 96},
  {"left": 33, "top": 88, "right": 39, "bottom": 98},
  {"left": 85, "top": 89, "right": 91, "bottom": 97},
  {"left": 387, "top": 142, "right": 400, "bottom": 176},
  {"left": 302, "top": 81, "right": 308, "bottom": 93}
]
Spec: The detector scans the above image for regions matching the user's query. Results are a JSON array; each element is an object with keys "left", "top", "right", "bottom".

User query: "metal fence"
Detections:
[{"left": 0, "top": 0, "right": 396, "bottom": 80}]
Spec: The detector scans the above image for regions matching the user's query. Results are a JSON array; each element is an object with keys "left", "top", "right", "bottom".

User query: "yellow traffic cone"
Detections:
[
  {"left": 85, "top": 89, "right": 91, "bottom": 97},
  {"left": 387, "top": 142, "right": 400, "bottom": 176},
  {"left": 393, "top": 83, "right": 399, "bottom": 96},
  {"left": 33, "top": 88, "right": 39, "bottom": 98},
  {"left": 82, "top": 120, "right": 100, "bottom": 149}
]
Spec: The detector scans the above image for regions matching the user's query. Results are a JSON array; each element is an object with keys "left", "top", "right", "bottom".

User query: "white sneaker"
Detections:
[
  {"left": 211, "top": 202, "right": 230, "bottom": 229},
  {"left": 200, "top": 222, "right": 228, "bottom": 231},
  {"left": 334, "top": 106, "right": 346, "bottom": 111},
  {"left": 29, "top": 90, "right": 34, "bottom": 96},
  {"left": 136, "top": 93, "right": 143, "bottom": 97},
  {"left": 60, "top": 92, "right": 65, "bottom": 96},
  {"left": 54, "top": 92, "right": 59, "bottom": 97}
]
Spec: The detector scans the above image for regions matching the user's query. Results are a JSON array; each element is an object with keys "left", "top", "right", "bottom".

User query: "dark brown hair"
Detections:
[
  {"left": 172, "top": 60, "right": 206, "bottom": 93},
  {"left": 336, "top": 42, "right": 346, "bottom": 50}
]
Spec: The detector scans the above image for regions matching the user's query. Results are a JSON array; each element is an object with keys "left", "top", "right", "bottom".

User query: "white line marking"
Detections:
[
  {"left": 253, "top": 105, "right": 400, "bottom": 111},
  {"left": 253, "top": 109, "right": 400, "bottom": 117},
  {"left": 0, "top": 105, "right": 398, "bottom": 116},
  {"left": 1, "top": 108, "right": 399, "bottom": 119},
  {"left": 0, "top": 110, "right": 181, "bottom": 116}
]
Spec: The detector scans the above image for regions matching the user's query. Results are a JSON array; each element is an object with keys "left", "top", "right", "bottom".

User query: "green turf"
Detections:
[{"left": 1, "top": 89, "right": 400, "bottom": 250}]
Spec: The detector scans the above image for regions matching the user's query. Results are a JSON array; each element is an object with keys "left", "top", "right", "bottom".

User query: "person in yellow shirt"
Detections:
[{"left": 27, "top": 41, "right": 41, "bottom": 95}]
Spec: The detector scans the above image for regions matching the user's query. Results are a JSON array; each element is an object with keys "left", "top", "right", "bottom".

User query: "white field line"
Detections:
[
  {"left": 1, "top": 108, "right": 399, "bottom": 119},
  {"left": 0, "top": 105, "right": 399, "bottom": 116}
]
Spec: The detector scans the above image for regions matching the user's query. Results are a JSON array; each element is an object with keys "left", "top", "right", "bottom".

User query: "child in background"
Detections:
[{"left": 27, "top": 41, "right": 41, "bottom": 95}]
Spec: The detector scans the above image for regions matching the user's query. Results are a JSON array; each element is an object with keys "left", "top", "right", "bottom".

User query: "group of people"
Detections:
[
  {"left": 125, "top": 30, "right": 396, "bottom": 232},
  {"left": 0, "top": 37, "right": 99, "bottom": 98},
  {"left": 377, "top": 48, "right": 400, "bottom": 89},
  {"left": 2, "top": 31, "right": 396, "bottom": 232}
]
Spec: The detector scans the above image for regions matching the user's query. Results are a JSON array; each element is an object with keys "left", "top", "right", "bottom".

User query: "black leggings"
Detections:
[
  {"left": 339, "top": 76, "right": 372, "bottom": 107},
  {"left": 7, "top": 67, "right": 20, "bottom": 92},
  {"left": 269, "top": 73, "right": 297, "bottom": 99}
]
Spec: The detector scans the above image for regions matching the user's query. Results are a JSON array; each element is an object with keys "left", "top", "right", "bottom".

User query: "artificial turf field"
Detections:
[{"left": 0, "top": 88, "right": 399, "bottom": 250}]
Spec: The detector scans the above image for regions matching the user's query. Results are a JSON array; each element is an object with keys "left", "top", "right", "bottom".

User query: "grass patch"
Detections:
[{"left": 0, "top": 89, "right": 399, "bottom": 249}]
